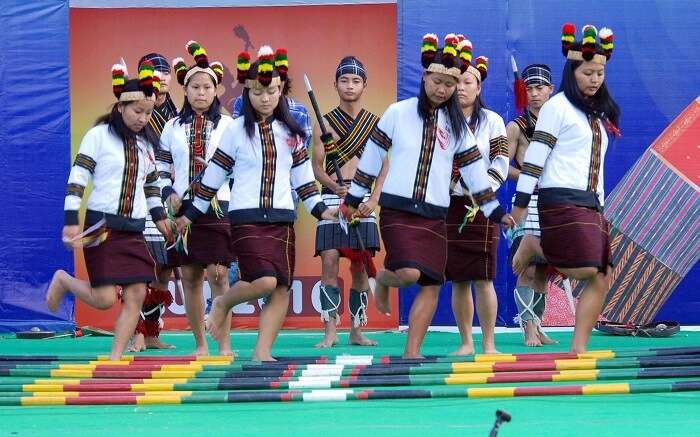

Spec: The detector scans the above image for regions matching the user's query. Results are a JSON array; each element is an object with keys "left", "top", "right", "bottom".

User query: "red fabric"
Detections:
[{"left": 337, "top": 248, "right": 377, "bottom": 278}]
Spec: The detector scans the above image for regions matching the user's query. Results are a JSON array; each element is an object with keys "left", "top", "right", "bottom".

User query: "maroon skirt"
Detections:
[
  {"left": 231, "top": 223, "right": 295, "bottom": 287},
  {"left": 166, "top": 215, "right": 233, "bottom": 268},
  {"left": 84, "top": 230, "right": 155, "bottom": 287},
  {"left": 379, "top": 207, "right": 447, "bottom": 286},
  {"left": 539, "top": 204, "right": 611, "bottom": 272},
  {"left": 445, "top": 196, "right": 499, "bottom": 281}
]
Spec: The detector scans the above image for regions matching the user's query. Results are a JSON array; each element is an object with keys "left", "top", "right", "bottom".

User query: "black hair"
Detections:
[
  {"left": 417, "top": 74, "right": 466, "bottom": 141},
  {"left": 466, "top": 93, "right": 487, "bottom": 133},
  {"left": 241, "top": 61, "right": 305, "bottom": 139},
  {"left": 558, "top": 56, "right": 620, "bottom": 128},
  {"left": 94, "top": 101, "right": 159, "bottom": 147},
  {"left": 178, "top": 72, "right": 223, "bottom": 129}
]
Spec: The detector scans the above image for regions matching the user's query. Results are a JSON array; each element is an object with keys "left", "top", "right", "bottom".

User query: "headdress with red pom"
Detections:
[
  {"left": 111, "top": 60, "right": 160, "bottom": 102},
  {"left": 458, "top": 38, "right": 488, "bottom": 83},
  {"left": 237, "top": 45, "right": 287, "bottom": 89},
  {"left": 561, "top": 23, "right": 614, "bottom": 65},
  {"left": 172, "top": 40, "right": 223, "bottom": 86},
  {"left": 421, "top": 33, "right": 464, "bottom": 79}
]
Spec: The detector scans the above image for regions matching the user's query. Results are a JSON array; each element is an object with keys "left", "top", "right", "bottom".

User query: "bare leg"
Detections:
[
  {"left": 404, "top": 284, "right": 440, "bottom": 358},
  {"left": 253, "top": 285, "right": 290, "bottom": 361},
  {"left": 558, "top": 267, "right": 609, "bottom": 353},
  {"left": 316, "top": 250, "right": 340, "bottom": 348},
  {"left": 473, "top": 280, "right": 499, "bottom": 354},
  {"left": 450, "top": 281, "right": 474, "bottom": 355},
  {"left": 348, "top": 268, "right": 377, "bottom": 346},
  {"left": 374, "top": 267, "right": 420, "bottom": 315},
  {"left": 180, "top": 264, "right": 208, "bottom": 356},
  {"left": 206, "top": 276, "right": 277, "bottom": 341},
  {"left": 46, "top": 270, "right": 117, "bottom": 311},
  {"left": 144, "top": 336, "right": 175, "bottom": 349},
  {"left": 512, "top": 235, "right": 545, "bottom": 276},
  {"left": 516, "top": 266, "right": 542, "bottom": 347},
  {"left": 207, "top": 263, "right": 232, "bottom": 356},
  {"left": 110, "top": 283, "right": 146, "bottom": 360}
]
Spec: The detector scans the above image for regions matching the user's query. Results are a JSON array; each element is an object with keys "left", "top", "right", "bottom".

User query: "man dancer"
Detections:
[
  {"left": 506, "top": 63, "right": 556, "bottom": 347},
  {"left": 312, "top": 56, "right": 388, "bottom": 348}
]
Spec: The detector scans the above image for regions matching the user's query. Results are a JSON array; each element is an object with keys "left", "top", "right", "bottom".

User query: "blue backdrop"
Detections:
[
  {"left": 0, "top": 0, "right": 697, "bottom": 331},
  {"left": 397, "top": 0, "right": 700, "bottom": 325}
]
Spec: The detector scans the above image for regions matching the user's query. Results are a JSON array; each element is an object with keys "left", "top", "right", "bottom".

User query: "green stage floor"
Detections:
[{"left": 1, "top": 329, "right": 699, "bottom": 436}]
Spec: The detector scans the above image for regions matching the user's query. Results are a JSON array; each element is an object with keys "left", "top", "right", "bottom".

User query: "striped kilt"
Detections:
[
  {"left": 166, "top": 215, "right": 233, "bottom": 268},
  {"left": 445, "top": 196, "right": 499, "bottom": 281},
  {"left": 84, "top": 229, "right": 155, "bottom": 287},
  {"left": 143, "top": 214, "right": 168, "bottom": 266},
  {"left": 539, "top": 204, "right": 611, "bottom": 272},
  {"left": 379, "top": 207, "right": 446, "bottom": 286},
  {"left": 315, "top": 193, "right": 380, "bottom": 256},
  {"left": 231, "top": 223, "right": 295, "bottom": 287}
]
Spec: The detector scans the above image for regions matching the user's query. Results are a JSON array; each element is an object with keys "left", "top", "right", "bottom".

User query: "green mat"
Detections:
[{"left": 1, "top": 329, "right": 699, "bottom": 436}]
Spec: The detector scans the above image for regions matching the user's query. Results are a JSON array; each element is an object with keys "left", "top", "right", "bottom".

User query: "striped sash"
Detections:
[{"left": 323, "top": 107, "right": 379, "bottom": 175}]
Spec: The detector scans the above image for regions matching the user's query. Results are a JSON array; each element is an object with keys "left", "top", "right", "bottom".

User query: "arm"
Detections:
[
  {"left": 345, "top": 107, "right": 394, "bottom": 210},
  {"left": 505, "top": 121, "right": 521, "bottom": 181},
  {"left": 180, "top": 129, "right": 236, "bottom": 223},
  {"left": 291, "top": 137, "right": 328, "bottom": 219},
  {"left": 64, "top": 129, "right": 99, "bottom": 227},
  {"left": 486, "top": 116, "right": 509, "bottom": 192},
  {"left": 155, "top": 123, "right": 179, "bottom": 210},
  {"left": 357, "top": 156, "right": 389, "bottom": 217},
  {"left": 513, "top": 100, "right": 561, "bottom": 209},
  {"left": 454, "top": 141, "right": 505, "bottom": 223},
  {"left": 311, "top": 122, "right": 345, "bottom": 197}
]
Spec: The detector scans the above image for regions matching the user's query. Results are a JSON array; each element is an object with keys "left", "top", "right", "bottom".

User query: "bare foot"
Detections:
[
  {"left": 523, "top": 321, "right": 543, "bottom": 347},
  {"left": 252, "top": 353, "right": 277, "bottom": 362},
  {"left": 218, "top": 349, "right": 236, "bottom": 357},
  {"left": 315, "top": 335, "right": 339, "bottom": 348},
  {"left": 193, "top": 345, "right": 209, "bottom": 356},
  {"left": 128, "top": 333, "right": 146, "bottom": 352},
  {"left": 402, "top": 353, "right": 425, "bottom": 359},
  {"left": 481, "top": 346, "right": 501, "bottom": 354},
  {"left": 144, "top": 336, "right": 176, "bottom": 349},
  {"left": 537, "top": 329, "right": 558, "bottom": 345},
  {"left": 450, "top": 344, "right": 475, "bottom": 355},
  {"left": 373, "top": 281, "right": 391, "bottom": 315},
  {"left": 205, "top": 297, "right": 228, "bottom": 341},
  {"left": 512, "top": 236, "right": 539, "bottom": 276},
  {"left": 46, "top": 270, "right": 69, "bottom": 313},
  {"left": 348, "top": 329, "right": 377, "bottom": 346}
]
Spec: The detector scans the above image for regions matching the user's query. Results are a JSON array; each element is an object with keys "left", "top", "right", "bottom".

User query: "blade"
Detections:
[
  {"left": 510, "top": 55, "right": 518, "bottom": 74},
  {"left": 303, "top": 74, "right": 312, "bottom": 93},
  {"left": 338, "top": 208, "right": 349, "bottom": 235}
]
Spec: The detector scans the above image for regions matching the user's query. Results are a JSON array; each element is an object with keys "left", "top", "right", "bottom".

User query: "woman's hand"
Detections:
[
  {"left": 357, "top": 197, "right": 378, "bottom": 218},
  {"left": 510, "top": 206, "right": 528, "bottom": 225},
  {"left": 166, "top": 193, "right": 182, "bottom": 214},
  {"left": 61, "top": 225, "right": 81, "bottom": 250},
  {"left": 174, "top": 216, "right": 192, "bottom": 235},
  {"left": 321, "top": 208, "right": 339, "bottom": 221},
  {"left": 155, "top": 219, "right": 175, "bottom": 245},
  {"left": 501, "top": 214, "right": 517, "bottom": 229}
]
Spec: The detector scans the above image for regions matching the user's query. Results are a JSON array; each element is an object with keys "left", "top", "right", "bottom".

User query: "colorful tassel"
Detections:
[
  {"left": 256, "top": 46, "right": 275, "bottom": 87},
  {"left": 236, "top": 51, "right": 251, "bottom": 84},
  {"left": 111, "top": 63, "right": 127, "bottom": 98},
  {"left": 186, "top": 40, "right": 209, "bottom": 68},
  {"left": 561, "top": 22, "right": 576, "bottom": 56},
  {"left": 475, "top": 56, "right": 489, "bottom": 81},
  {"left": 152, "top": 71, "right": 162, "bottom": 94},
  {"left": 581, "top": 25, "right": 598, "bottom": 61},
  {"left": 458, "top": 39, "right": 473, "bottom": 66},
  {"left": 138, "top": 60, "right": 155, "bottom": 97},
  {"left": 442, "top": 33, "right": 459, "bottom": 68},
  {"left": 172, "top": 57, "right": 188, "bottom": 85},
  {"left": 210, "top": 61, "right": 224, "bottom": 84},
  {"left": 274, "top": 48, "right": 289, "bottom": 82},
  {"left": 599, "top": 27, "right": 614, "bottom": 59},
  {"left": 421, "top": 33, "right": 438, "bottom": 68}
]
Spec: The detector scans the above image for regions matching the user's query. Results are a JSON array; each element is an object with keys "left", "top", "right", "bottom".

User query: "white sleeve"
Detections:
[
  {"left": 346, "top": 104, "right": 394, "bottom": 208},
  {"left": 514, "top": 99, "right": 563, "bottom": 207},
  {"left": 486, "top": 114, "right": 509, "bottom": 192},
  {"left": 290, "top": 137, "right": 327, "bottom": 219},
  {"left": 64, "top": 128, "right": 99, "bottom": 225},
  {"left": 454, "top": 130, "right": 503, "bottom": 220}
]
